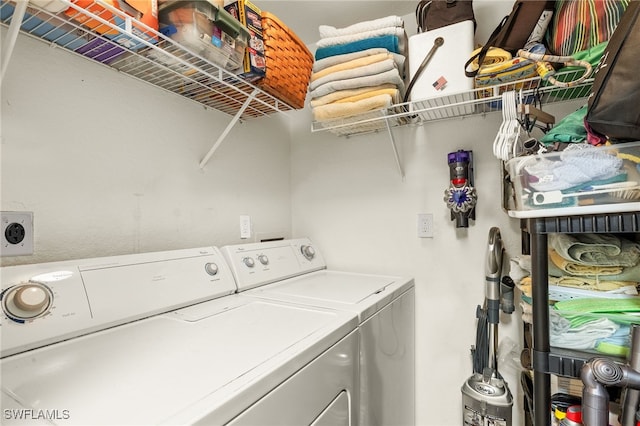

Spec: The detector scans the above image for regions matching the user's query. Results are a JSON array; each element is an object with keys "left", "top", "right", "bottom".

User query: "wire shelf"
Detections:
[
  {"left": 311, "top": 69, "right": 594, "bottom": 136},
  {"left": 0, "top": 0, "right": 294, "bottom": 120}
]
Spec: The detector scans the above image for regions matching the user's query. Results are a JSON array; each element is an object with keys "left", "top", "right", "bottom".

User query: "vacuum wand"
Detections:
[{"left": 485, "top": 227, "right": 503, "bottom": 374}]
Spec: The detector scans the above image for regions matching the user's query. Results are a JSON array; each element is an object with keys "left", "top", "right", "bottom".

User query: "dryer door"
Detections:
[{"left": 225, "top": 331, "right": 358, "bottom": 426}]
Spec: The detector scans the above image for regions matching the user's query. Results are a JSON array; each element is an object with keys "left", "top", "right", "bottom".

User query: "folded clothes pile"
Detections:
[
  {"left": 513, "top": 234, "right": 640, "bottom": 357},
  {"left": 310, "top": 16, "right": 408, "bottom": 135}
]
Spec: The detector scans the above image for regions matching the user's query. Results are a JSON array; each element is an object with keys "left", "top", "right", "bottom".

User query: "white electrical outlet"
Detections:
[
  {"left": 240, "top": 215, "right": 251, "bottom": 239},
  {"left": 417, "top": 213, "right": 434, "bottom": 238},
  {"left": 1, "top": 211, "right": 34, "bottom": 256}
]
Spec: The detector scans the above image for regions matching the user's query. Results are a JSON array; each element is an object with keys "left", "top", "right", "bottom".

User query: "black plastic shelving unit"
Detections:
[{"left": 521, "top": 211, "right": 640, "bottom": 426}]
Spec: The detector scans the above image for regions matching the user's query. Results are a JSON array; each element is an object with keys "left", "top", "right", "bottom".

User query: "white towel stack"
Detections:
[{"left": 310, "top": 16, "right": 408, "bottom": 135}]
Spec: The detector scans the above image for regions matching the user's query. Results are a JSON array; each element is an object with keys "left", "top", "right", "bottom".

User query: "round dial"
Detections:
[
  {"left": 204, "top": 262, "right": 219, "bottom": 276},
  {"left": 243, "top": 257, "right": 255, "bottom": 268},
  {"left": 258, "top": 254, "right": 269, "bottom": 265},
  {"left": 2, "top": 282, "right": 53, "bottom": 321},
  {"left": 300, "top": 245, "right": 316, "bottom": 260}
]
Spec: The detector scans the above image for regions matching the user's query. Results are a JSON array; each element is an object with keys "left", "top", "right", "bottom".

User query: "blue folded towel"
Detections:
[{"left": 315, "top": 35, "right": 400, "bottom": 60}]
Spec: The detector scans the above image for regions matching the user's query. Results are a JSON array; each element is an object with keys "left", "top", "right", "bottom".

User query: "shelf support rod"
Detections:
[
  {"left": 1, "top": 0, "right": 28, "bottom": 85},
  {"left": 383, "top": 112, "right": 405, "bottom": 180},
  {"left": 199, "top": 88, "right": 258, "bottom": 169}
]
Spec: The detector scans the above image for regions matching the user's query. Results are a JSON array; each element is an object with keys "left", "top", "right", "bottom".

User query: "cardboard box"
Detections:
[
  {"left": 65, "top": 0, "right": 159, "bottom": 50},
  {"left": 224, "top": 0, "right": 265, "bottom": 82}
]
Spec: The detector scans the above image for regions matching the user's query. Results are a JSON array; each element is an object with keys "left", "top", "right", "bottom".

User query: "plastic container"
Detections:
[
  {"left": 159, "top": 0, "right": 249, "bottom": 71},
  {"left": 505, "top": 141, "right": 640, "bottom": 215}
]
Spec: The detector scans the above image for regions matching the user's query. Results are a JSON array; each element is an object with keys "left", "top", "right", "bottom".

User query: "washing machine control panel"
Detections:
[
  {"left": 1, "top": 247, "right": 236, "bottom": 358},
  {"left": 221, "top": 238, "right": 326, "bottom": 292}
]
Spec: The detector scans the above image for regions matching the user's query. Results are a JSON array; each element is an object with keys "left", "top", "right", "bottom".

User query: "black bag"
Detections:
[
  {"left": 586, "top": 0, "right": 640, "bottom": 142},
  {"left": 465, "top": 0, "right": 554, "bottom": 77},
  {"left": 415, "top": 0, "right": 475, "bottom": 32}
]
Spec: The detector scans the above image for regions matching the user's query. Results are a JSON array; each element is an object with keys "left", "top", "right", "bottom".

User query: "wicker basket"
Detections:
[{"left": 258, "top": 11, "right": 313, "bottom": 109}]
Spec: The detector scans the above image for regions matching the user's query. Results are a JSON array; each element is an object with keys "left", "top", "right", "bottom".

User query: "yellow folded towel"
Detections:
[
  {"left": 310, "top": 52, "right": 393, "bottom": 83},
  {"left": 549, "top": 249, "right": 624, "bottom": 276},
  {"left": 549, "top": 276, "right": 636, "bottom": 291},
  {"left": 309, "top": 84, "right": 398, "bottom": 108},
  {"left": 312, "top": 93, "right": 392, "bottom": 122}
]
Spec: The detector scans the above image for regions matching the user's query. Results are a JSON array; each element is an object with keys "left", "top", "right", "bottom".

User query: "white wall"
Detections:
[
  {"left": 290, "top": 98, "right": 585, "bottom": 425},
  {"left": 1, "top": 33, "right": 292, "bottom": 266},
  {"left": 289, "top": 2, "right": 587, "bottom": 423}
]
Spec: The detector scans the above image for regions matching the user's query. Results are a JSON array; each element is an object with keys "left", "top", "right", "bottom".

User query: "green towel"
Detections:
[
  {"left": 550, "top": 233, "right": 640, "bottom": 267},
  {"left": 554, "top": 297, "right": 640, "bottom": 314}
]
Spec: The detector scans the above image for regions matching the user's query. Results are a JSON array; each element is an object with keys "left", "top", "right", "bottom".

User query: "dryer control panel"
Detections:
[
  {"left": 222, "top": 238, "right": 326, "bottom": 292},
  {"left": 1, "top": 247, "right": 237, "bottom": 358}
]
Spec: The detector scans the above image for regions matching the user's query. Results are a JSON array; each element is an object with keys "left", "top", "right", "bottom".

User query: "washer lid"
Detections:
[
  {"left": 247, "top": 270, "right": 414, "bottom": 322},
  {"left": 1, "top": 296, "right": 357, "bottom": 425}
]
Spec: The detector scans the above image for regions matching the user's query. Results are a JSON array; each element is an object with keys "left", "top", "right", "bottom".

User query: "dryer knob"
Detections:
[
  {"left": 2, "top": 282, "right": 52, "bottom": 320},
  {"left": 204, "top": 262, "right": 219, "bottom": 276},
  {"left": 243, "top": 257, "right": 255, "bottom": 268},
  {"left": 258, "top": 254, "right": 269, "bottom": 265},
  {"left": 300, "top": 245, "right": 316, "bottom": 260}
]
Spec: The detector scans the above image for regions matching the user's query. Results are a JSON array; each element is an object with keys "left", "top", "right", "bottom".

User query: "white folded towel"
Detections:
[
  {"left": 316, "top": 26, "right": 406, "bottom": 50},
  {"left": 309, "top": 67, "right": 405, "bottom": 100},
  {"left": 318, "top": 15, "right": 404, "bottom": 39},
  {"left": 309, "top": 58, "right": 396, "bottom": 92}
]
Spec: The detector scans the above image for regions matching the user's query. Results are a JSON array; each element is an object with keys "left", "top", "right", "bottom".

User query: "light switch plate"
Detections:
[{"left": 240, "top": 215, "right": 251, "bottom": 239}]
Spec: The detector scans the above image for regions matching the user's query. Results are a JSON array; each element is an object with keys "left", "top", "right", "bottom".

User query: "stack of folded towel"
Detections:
[
  {"left": 310, "top": 16, "right": 408, "bottom": 135},
  {"left": 512, "top": 233, "right": 640, "bottom": 357}
]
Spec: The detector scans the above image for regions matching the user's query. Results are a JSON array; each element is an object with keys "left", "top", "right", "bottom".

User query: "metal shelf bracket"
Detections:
[
  {"left": 199, "top": 88, "right": 259, "bottom": 169},
  {"left": 383, "top": 111, "right": 405, "bottom": 180}
]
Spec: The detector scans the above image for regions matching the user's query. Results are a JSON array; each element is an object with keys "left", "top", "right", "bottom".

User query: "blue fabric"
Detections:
[{"left": 315, "top": 35, "right": 400, "bottom": 60}]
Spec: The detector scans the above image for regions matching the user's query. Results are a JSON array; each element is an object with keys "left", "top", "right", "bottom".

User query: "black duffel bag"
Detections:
[{"left": 586, "top": 0, "right": 640, "bottom": 142}]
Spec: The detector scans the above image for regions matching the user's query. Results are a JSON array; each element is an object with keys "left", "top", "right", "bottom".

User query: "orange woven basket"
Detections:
[{"left": 258, "top": 11, "right": 313, "bottom": 109}]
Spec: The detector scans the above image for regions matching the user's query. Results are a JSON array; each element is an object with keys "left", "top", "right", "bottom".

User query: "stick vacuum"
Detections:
[{"left": 461, "top": 227, "right": 514, "bottom": 426}]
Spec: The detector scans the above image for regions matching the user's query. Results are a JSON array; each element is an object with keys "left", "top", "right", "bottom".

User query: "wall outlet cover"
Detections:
[
  {"left": 1, "top": 211, "right": 34, "bottom": 256},
  {"left": 417, "top": 213, "right": 434, "bottom": 238}
]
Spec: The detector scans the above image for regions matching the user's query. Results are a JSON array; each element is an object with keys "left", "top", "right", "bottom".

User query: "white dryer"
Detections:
[
  {"left": 0, "top": 247, "right": 359, "bottom": 425},
  {"left": 222, "top": 238, "right": 415, "bottom": 426}
]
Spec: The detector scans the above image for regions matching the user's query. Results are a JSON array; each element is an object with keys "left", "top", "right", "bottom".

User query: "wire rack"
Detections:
[
  {"left": 311, "top": 69, "right": 594, "bottom": 136},
  {"left": 0, "top": 0, "right": 294, "bottom": 120}
]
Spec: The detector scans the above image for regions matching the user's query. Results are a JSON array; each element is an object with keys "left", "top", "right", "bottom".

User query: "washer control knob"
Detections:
[
  {"left": 2, "top": 282, "right": 53, "bottom": 320},
  {"left": 258, "top": 254, "right": 269, "bottom": 265},
  {"left": 204, "top": 262, "right": 219, "bottom": 276},
  {"left": 243, "top": 257, "right": 255, "bottom": 268},
  {"left": 300, "top": 245, "right": 316, "bottom": 260}
]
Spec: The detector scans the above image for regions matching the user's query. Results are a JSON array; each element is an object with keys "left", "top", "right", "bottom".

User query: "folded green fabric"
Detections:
[
  {"left": 554, "top": 297, "right": 640, "bottom": 314},
  {"left": 550, "top": 233, "right": 640, "bottom": 267},
  {"left": 540, "top": 105, "right": 588, "bottom": 145},
  {"left": 596, "top": 340, "right": 629, "bottom": 357}
]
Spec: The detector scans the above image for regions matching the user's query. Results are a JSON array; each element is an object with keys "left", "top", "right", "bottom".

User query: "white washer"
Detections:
[
  {"left": 222, "top": 238, "right": 415, "bottom": 426},
  {"left": 1, "top": 247, "right": 359, "bottom": 425}
]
